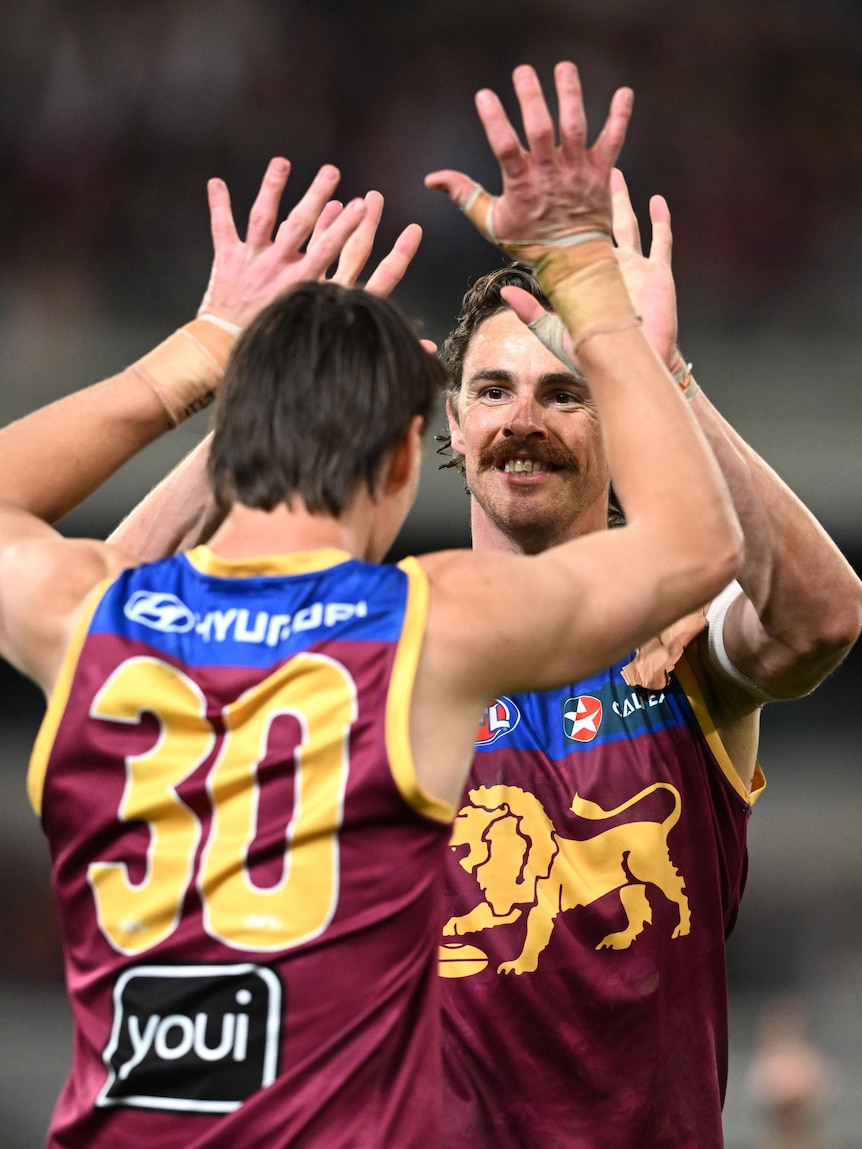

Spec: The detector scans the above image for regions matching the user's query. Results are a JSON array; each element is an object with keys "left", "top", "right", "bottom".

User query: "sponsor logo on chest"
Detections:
[
  {"left": 561, "top": 687, "right": 669, "bottom": 744},
  {"left": 475, "top": 697, "right": 521, "bottom": 746},
  {"left": 97, "top": 963, "right": 282, "bottom": 1113}
]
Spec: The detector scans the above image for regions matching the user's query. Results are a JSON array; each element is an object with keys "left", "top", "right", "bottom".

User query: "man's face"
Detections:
[{"left": 448, "top": 308, "right": 610, "bottom": 554}]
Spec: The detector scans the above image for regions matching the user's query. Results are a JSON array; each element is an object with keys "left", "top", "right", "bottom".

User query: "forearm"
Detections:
[
  {"left": 109, "top": 433, "right": 223, "bottom": 561},
  {"left": 0, "top": 319, "right": 233, "bottom": 524},
  {"left": 579, "top": 328, "right": 740, "bottom": 601},
  {"left": 0, "top": 371, "right": 173, "bottom": 523},
  {"left": 536, "top": 252, "right": 740, "bottom": 608},
  {"left": 691, "top": 387, "right": 862, "bottom": 692}
]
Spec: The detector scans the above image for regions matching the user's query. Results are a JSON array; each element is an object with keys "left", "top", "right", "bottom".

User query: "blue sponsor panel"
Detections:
[
  {"left": 474, "top": 661, "right": 694, "bottom": 758},
  {"left": 90, "top": 556, "right": 407, "bottom": 668}
]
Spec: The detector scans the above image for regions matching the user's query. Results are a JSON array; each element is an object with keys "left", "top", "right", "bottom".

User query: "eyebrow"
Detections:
[{"left": 464, "top": 368, "right": 590, "bottom": 393}]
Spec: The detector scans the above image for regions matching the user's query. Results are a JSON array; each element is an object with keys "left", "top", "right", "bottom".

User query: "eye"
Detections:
[
  {"left": 479, "top": 386, "right": 508, "bottom": 402},
  {"left": 549, "top": 390, "right": 582, "bottom": 407}
]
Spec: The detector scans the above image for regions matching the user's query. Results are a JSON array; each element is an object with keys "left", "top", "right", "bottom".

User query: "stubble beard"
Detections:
[{"left": 468, "top": 438, "right": 587, "bottom": 556}]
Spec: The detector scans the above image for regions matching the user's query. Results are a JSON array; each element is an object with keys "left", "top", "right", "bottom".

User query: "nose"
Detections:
[{"left": 504, "top": 394, "right": 546, "bottom": 439}]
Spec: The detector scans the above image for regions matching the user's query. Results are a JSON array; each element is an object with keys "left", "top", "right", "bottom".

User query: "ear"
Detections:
[
  {"left": 446, "top": 399, "right": 466, "bottom": 456},
  {"left": 384, "top": 414, "right": 424, "bottom": 493}
]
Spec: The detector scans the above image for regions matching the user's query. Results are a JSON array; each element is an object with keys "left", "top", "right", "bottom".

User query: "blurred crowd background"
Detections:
[{"left": 1, "top": 1, "right": 860, "bottom": 1146}]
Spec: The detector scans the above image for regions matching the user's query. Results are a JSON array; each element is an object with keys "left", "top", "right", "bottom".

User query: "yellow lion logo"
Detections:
[{"left": 444, "top": 782, "right": 689, "bottom": 974}]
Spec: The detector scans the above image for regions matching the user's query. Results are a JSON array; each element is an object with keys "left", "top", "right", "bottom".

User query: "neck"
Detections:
[{"left": 207, "top": 500, "right": 376, "bottom": 563}]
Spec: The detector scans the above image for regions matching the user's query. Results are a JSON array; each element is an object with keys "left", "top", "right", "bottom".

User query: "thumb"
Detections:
[
  {"left": 424, "top": 169, "right": 476, "bottom": 204},
  {"left": 500, "top": 285, "right": 546, "bottom": 326}
]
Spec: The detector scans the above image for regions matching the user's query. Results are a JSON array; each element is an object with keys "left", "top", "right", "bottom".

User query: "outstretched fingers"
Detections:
[
  {"left": 364, "top": 222, "right": 423, "bottom": 298},
  {"left": 329, "top": 190, "right": 386, "bottom": 287},
  {"left": 648, "top": 194, "right": 673, "bottom": 267},
  {"left": 474, "top": 85, "right": 526, "bottom": 183},
  {"left": 587, "top": 86, "right": 634, "bottom": 179},
  {"left": 207, "top": 176, "right": 240, "bottom": 251},
  {"left": 307, "top": 199, "right": 346, "bottom": 249},
  {"left": 296, "top": 199, "right": 369, "bottom": 279},
  {"left": 244, "top": 157, "right": 293, "bottom": 251},
  {"left": 274, "top": 163, "right": 343, "bottom": 253},
  {"left": 556, "top": 61, "right": 588, "bottom": 163},
  {"left": 611, "top": 168, "right": 642, "bottom": 252},
  {"left": 513, "top": 63, "right": 557, "bottom": 168}
]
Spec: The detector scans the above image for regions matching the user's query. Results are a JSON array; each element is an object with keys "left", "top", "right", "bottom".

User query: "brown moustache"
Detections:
[{"left": 477, "top": 439, "right": 578, "bottom": 472}]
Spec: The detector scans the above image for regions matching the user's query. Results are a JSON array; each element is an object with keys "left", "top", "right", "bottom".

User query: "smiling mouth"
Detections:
[
  {"left": 501, "top": 458, "right": 553, "bottom": 474},
  {"left": 478, "top": 438, "right": 576, "bottom": 475}
]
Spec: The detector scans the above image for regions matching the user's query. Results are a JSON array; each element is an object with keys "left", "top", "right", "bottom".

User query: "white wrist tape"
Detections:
[
  {"left": 705, "top": 580, "right": 783, "bottom": 704},
  {"left": 198, "top": 312, "right": 243, "bottom": 337}
]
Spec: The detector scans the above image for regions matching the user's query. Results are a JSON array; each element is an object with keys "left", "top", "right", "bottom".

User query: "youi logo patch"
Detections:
[
  {"left": 97, "top": 963, "right": 282, "bottom": 1113},
  {"left": 123, "top": 591, "right": 196, "bottom": 634}
]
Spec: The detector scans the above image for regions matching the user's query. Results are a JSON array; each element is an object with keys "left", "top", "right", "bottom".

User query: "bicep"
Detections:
[{"left": 426, "top": 533, "right": 700, "bottom": 702}]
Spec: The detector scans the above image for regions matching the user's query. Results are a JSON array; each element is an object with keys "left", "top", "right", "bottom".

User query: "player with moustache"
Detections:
[{"left": 423, "top": 151, "right": 862, "bottom": 1147}]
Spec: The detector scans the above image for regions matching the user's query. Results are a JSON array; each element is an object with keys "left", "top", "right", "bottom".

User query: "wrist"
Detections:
[
  {"left": 197, "top": 312, "right": 243, "bottom": 337},
  {"left": 129, "top": 319, "right": 237, "bottom": 425},
  {"left": 538, "top": 257, "right": 639, "bottom": 352}
]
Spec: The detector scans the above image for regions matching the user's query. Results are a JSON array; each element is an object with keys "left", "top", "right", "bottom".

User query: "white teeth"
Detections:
[{"left": 504, "top": 459, "right": 547, "bottom": 474}]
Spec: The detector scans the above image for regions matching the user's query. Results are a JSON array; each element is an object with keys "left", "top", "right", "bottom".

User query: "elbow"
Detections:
[{"left": 812, "top": 580, "right": 862, "bottom": 657}]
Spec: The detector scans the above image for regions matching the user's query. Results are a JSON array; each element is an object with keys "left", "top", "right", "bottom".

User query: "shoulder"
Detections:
[{"left": 0, "top": 536, "right": 137, "bottom": 693}]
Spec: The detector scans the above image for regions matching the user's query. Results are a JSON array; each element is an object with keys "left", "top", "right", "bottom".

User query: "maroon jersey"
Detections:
[
  {"left": 28, "top": 547, "right": 454, "bottom": 1149},
  {"left": 439, "top": 654, "right": 764, "bottom": 1149}
]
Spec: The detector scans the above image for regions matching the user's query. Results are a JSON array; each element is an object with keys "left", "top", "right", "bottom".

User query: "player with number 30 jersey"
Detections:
[{"left": 29, "top": 548, "right": 452, "bottom": 1149}]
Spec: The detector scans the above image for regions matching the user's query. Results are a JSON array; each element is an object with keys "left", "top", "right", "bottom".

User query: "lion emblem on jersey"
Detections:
[{"left": 444, "top": 782, "right": 689, "bottom": 974}]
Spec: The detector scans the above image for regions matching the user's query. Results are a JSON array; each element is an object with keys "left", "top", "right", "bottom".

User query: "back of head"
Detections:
[{"left": 210, "top": 282, "right": 449, "bottom": 515}]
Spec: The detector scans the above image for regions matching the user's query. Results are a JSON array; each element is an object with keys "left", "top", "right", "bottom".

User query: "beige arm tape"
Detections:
[
  {"left": 538, "top": 258, "right": 639, "bottom": 352},
  {"left": 128, "top": 317, "right": 236, "bottom": 425}
]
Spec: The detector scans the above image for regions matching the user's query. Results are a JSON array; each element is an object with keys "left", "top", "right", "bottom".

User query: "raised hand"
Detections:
[
  {"left": 196, "top": 157, "right": 369, "bottom": 330},
  {"left": 308, "top": 189, "right": 424, "bottom": 299},
  {"left": 499, "top": 169, "right": 685, "bottom": 376},
  {"left": 610, "top": 169, "right": 682, "bottom": 373},
  {"left": 425, "top": 61, "right": 633, "bottom": 259}
]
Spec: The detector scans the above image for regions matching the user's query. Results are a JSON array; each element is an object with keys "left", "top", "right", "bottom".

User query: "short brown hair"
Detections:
[{"left": 210, "top": 282, "right": 449, "bottom": 515}]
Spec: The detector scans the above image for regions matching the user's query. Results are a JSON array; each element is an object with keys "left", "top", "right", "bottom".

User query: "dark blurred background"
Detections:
[{"left": 1, "top": 1, "right": 860, "bottom": 1145}]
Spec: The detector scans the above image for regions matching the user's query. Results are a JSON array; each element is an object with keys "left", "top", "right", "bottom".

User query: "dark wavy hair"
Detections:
[
  {"left": 210, "top": 282, "right": 449, "bottom": 515},
  {"left": 436, "top": 262, "right": 623, "bottom": 527}
]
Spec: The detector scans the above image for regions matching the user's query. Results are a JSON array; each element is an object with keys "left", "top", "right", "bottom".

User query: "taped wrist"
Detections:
[
  {"left": 129, "top": 318, "right": 236, "bottom": 425},
  {"left": 537, "top": 256, "right": 639, "bottom": 353}
]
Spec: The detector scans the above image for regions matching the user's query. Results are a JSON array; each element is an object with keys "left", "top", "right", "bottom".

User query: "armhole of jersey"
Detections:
[
  {"left": 673, "top": 653, "right": 766, "bottom": 807},
  {"left": 27, "top": 576, "right": 114, "bottom": 819},
  {"left": 386, "top": 557, "right": 455, "bottom": 825}
]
